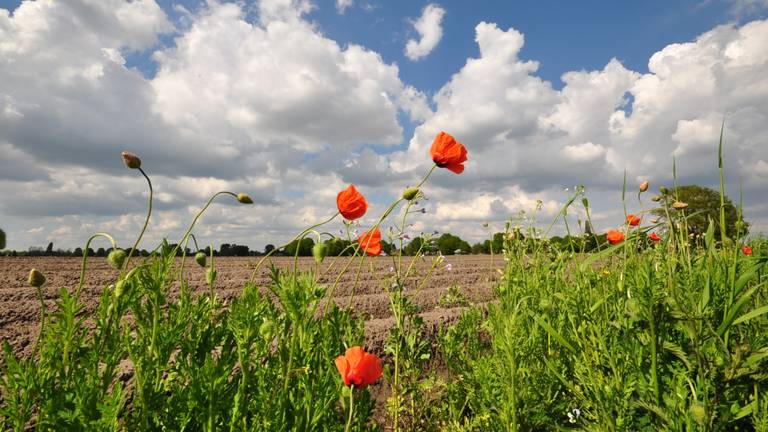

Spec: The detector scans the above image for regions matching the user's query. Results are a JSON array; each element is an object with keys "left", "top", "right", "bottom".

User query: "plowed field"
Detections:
[{"left": 0, "top": 255, "right": 500, "bottom": 360}]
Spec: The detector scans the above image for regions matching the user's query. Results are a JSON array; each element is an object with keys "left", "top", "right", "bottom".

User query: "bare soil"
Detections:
[{"left": 0, "top": 255, "right": 501, "bottom": 359}]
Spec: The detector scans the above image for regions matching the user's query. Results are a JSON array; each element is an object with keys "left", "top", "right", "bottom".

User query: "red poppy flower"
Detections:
[
  {"left": 626, "top": 214, "right": 641, "bottom": 227},
  {"left": 648, "top": 232, "right": 661, "bottom": 242},
  {"left": 337, "top": 185, "right": 368, "bottom": 220},
  {"left": 742, "top": 245, "right": 753, "bottom": 255},
  {"left": 357, "top": 228, "right": 382, "bottom": 256},
  {"left": 430, "top": 131, "right": 467, "bottom": 174},
  {"left": 335, "top": 346, "right": 382, "bottom": 389},
  {"left": 606, "top": 230, "right": 625, "bottom": 245}
]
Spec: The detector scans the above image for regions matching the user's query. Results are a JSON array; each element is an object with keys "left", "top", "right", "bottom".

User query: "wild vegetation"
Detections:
[{"left": 0, "top": 130, "right": 766, "bottom": 431}]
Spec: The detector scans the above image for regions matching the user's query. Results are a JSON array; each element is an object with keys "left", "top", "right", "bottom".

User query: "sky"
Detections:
[{"left": 1, "top": 0, "right": 767, "bottom": 252}]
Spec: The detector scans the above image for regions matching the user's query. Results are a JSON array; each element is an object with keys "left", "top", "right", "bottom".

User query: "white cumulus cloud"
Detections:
[{"left": 404, "top": 3, "right": 446, "bottom": 61}]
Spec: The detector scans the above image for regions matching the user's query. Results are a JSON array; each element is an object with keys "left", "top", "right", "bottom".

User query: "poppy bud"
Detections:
[
  {"left": 194, "top": 251, "right": 207, "bottom": 267},
  {"left": 121, "top": 151, "right": 142, "bottom": 169},
  {"left": 107, "top": 248, "right": 126, "bottom": 269},
  {"left": 581, "top": 197, "right": 589, "bottom": 208},
  {"left": 114, "top": 279, "right": 126, "bottom": 299},
  {"left": 206, "top": 268, "right": 217, "bottom": 285},
  {"left": 402, "top": 187, "right": 420, "bottom": 201},
  {"left": 259, "top": 320, "right": 275, "bottom": 340},
  {"left": 659, "top": 186, "right": 669, "bottom": 195},
  {"left": 312, "top": 242, "right": 327, "bottom": 264},
  {"left": 689, "top": 402, "right": 706, "bottom": 426},
  {"left": 650, "top": 218, "right": 660, "bottom": 224},
  {"left": 236, "top": 193, "right": 254, "bottom": 204},
  {"left": 651, "top": 195, "right": 661, "bottom": 202},
  {"left": 672, "top": 201, "right": 688, "bottom": 210},
  {"left": 28, "top": 268, "right": 46, "bottom": 288},
  {"left": 639, "top": 181, "right": 649, "bottom": 192}
]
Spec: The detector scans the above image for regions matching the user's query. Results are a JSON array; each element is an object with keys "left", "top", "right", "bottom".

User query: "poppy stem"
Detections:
[
  {"left": 122, "top": 167, "right": 153, "bottom": 275},
  {"left": 345, "top": 385, "right": 355, "bottom": 432}
]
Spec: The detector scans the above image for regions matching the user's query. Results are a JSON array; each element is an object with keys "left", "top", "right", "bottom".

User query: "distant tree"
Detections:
[
  {"left": 652, "top": 185, "right": 748, "bottom": 240},
  {"left": 437, "top": 233, "right": 471, "bottom": 255},
  {"left": 325, "top": 238, "right": 354, "bottom": 256},
  {"left": 404, "top": 237, "right": 425, "bottom": 256},
  {"left": 285, "top": 238, "right": 314, "bottom": 256},
  {"left": 74, "top": 247, "right": 83, "bottom": 256},
  {"left": 470, "top": 242, "right": 484, "bottom": 254},
  {"left": 264, "top": 244, "right": 275, "bottom": 255},
  {"left": 46, "top": 242, "right": 54, "bottom": 255},
  {"left": 220, "top": 243, "right": 231, "bottom": 257},
  {"left": 96, "top": 247, "right": 106, "bottom": 257},
  {"left": 0, "top": 228, "right": 5, "bottom": 250}
]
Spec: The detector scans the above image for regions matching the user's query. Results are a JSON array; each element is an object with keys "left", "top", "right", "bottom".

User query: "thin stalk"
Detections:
[
  {"left": 345, "top": 386, "right": 355, "bottom": 432},
  {"left": 123, "top": 167, "right": 153, "bottom": 274}
]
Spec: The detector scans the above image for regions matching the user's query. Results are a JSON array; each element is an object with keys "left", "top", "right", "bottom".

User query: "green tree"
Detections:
[
  {"left": 404, "top": 237, "right": 425, "bottom": 256},
  {"left": 652, "top": 184, "right": 748, "bottom": 240},
  {"left": 285, "top": 237, "right": 315, "bottom": 256},
  {"left": 436, "top": 233, "right": 471, "bottom": 255},
  {"left": 0, "top": 228, "right": 5, "bottom": 250}
]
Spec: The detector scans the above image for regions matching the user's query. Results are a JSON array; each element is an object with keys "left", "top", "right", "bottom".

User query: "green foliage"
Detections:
[
  {"left": 653, "top": 184, "right": 748, "bottom": 240},
  {"left": 284, "top": 237, "right": 315, "bottom": 256},
  {"left": 0, "top": 228, "right": 5, "bottom": 250},
  {"left": 436, "top": 233, "right": 471, "bottom": 255}
]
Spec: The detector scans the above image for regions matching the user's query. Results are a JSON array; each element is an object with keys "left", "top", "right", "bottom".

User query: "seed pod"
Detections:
[
  {"left": 672, "top": 201, "right": 688, "bottom": 210},
  {"left": 639, "top": 181, "right": 649, "bottom": 192},
  {"left": 402, "top": 187, "right": 420, "bottom": 201},
  {"left": 206, "top": 268, "right": 217, "bottom": 285},
  {"left": 650, "top": 195, "right": 661, "bottom": 202},
  {"left": 28, "top": 269, "right": 46, "bottom": 288},
  {"left": 121, "top": 151, "right": 141, "bottom": 169},
  {"left": 194, "top": 251, "right": 207, "bottom": 267},
  {"left": 259, "top": 320, "right": 275, "bottom": 340},
  {"left": 312, "top": 242, "right": 327, "bottom": 264},
  {"left": 107, "top": 248, "right": 126, "bottom": 269},
  {"left": 236, "top": 193, "right": 253, "bottom": 204}
]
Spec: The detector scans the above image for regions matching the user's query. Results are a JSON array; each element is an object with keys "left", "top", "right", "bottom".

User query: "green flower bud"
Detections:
[
  {"left": 236, "top": 193, "right": 253, "bottom": 204},
  {"left": 121, "top": 151, "right": 141, "bottom": 169},
  {"left": 28, "top": 268, "right": 46, "bottom": 288},
  {"left": 402, "top": 187, "right": 420, "bottom": 201},
  {"left": 690, "top": 402, "right": 707, "bottom": 425},
  {"left": 206, "top": 268, "right": 217, "bottom": 285},
  {"left": 114, "top": 280, "right": 126, "bottom": 299},
  {"left": 107, "top": 248, "right": 126, "bottom": 269},
  {"left": 659, "top": 186, "right": 669, "bottom": 195},
  {"left": 312, "top": 242, "right": 327, "bottom": 264},
  {"left": 581, "top": 197, "right": 589, "bottom": 208},
  {"left": 194, "top": 251, "right": 207, "bottom": 268},
  {"left": 259, "top": 320, "right": 275, "bottom": 340}
]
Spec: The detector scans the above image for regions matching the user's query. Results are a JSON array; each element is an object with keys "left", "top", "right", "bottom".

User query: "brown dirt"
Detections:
[{"left": 0, "top": 255, "right": 502, "bottom": 360}]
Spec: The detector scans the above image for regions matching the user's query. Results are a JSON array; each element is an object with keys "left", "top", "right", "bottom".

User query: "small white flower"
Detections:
[
  {"left": 445, "top": 263, "right": 453, "bottom": 271},
  {"left": 388, "top": 266, "right": 394, "bottom": 273}
]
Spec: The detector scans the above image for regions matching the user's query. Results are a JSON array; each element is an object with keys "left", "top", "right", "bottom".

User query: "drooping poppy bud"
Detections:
[
  {"left": 648, "top": 232, "right": 661, "bottom": 242},
  {"left": 659, "top": 186, "right": 669, "bottom": 195},
  {"left": 236, "top": 193, "right": 254, "bottom": 204},
  {"left": 672, "top": 201, "right": 688, "bottom": 210},
  {"left": 626, "top": 214, "right": 641, "bottom": 227},
  {"left": 107, "top": 248, "right": 126, "bottom": 269},
  {"left": 742, "top": 245, "right": 753, "bottom": 255},
  {"left": 259, "top": 320, "right": 275, "bottom": 340},
  {"left": 402, "top": 187, "right": 420, "bottom": 201},
  {"left": 28, "top": 269, "right": 46, "bottom": 288},
  {"left": 337, "top": 185, "right": 368, "bottom": 220},
  {"left": 606, "top": 230, "right": 625, "bottom": 245},
  {"left": 335, "top": 346, "right": 383, "bottom": 389},
  {"left": 639, "top": 181, "right": 649, "bottom": 192},
  {"left": 430, "top": 131, "right": 467, "bottom": 174},
  {"left": 194, "top": 251, "right": 207, "bottom": 267},
  {"left": 357, "top": 228, "right": 382, "bottom": 256},
  {"left": 113, "top": 279, "right": 127, "bottom": 299},
  {"left": 121, "top": 151, "right": 142, "bottom": 169},
  {"left": 312, "top": 242, "right": 328, "bottom": 264},
  {"left": 651, "top": 195, "right": 661, "bottom": 202}
]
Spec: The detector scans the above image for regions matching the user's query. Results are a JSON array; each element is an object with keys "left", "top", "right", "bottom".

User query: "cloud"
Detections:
[
  {"left": 404, "top": 3, "right": 446, "bottom": 61},
  {"left": 336, "top": 0, "right": 354, "bottom": 14}
]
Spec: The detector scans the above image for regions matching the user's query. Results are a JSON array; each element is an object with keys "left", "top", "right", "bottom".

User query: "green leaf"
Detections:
[
  {"left": 732, "top": 305, "right": 768, "bottom": 326},
  {"left": 532, "top": 314, "right": 577, "bottom": 355}
]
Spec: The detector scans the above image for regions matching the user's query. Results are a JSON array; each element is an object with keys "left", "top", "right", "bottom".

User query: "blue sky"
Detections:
[{"left": 1, "top": 0, "right": 767, "bottom": 250}]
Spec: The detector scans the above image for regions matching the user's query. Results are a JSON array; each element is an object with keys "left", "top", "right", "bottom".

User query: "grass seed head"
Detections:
[
  {"left": 28, "top": 268, "right": 46, "bottom": 288},
  {"left": 121, "top": 151, "right": 142, "bottom": 169}
]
